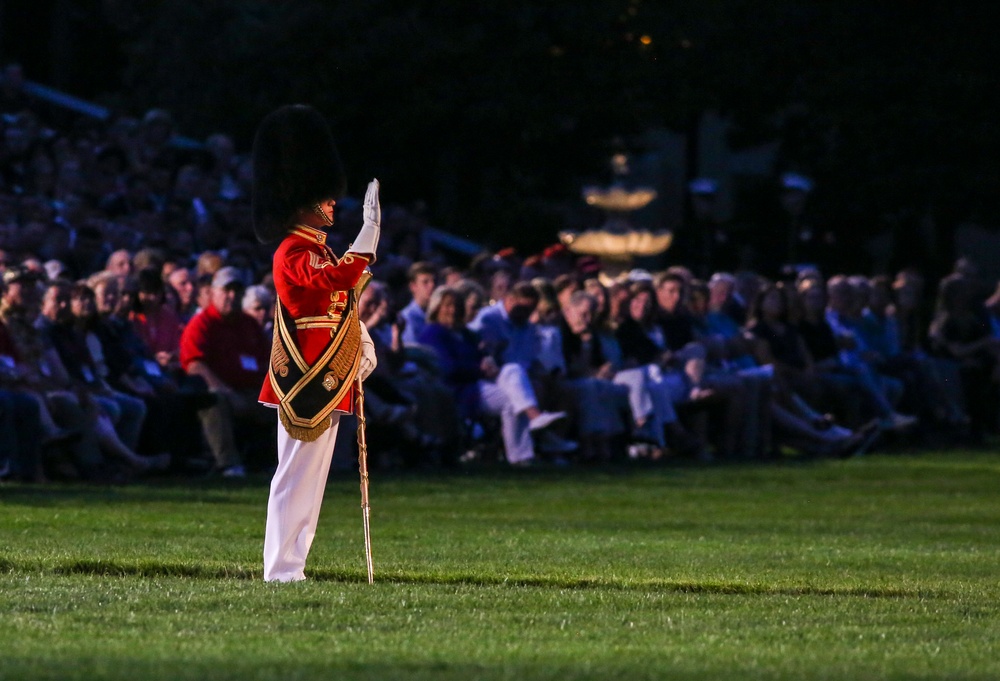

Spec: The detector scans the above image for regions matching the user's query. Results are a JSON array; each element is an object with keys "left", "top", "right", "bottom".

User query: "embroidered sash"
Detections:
[{"left": 269, "top": 293, "right": 362, "bottom": 442}]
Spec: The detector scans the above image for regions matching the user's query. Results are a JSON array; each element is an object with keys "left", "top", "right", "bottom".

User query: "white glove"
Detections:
[
  {"left": 359, "top": 321, "right": 377, "bottom": 381},
  {"left": 348, "top": 179, "right": 380, "bottom": 262}
]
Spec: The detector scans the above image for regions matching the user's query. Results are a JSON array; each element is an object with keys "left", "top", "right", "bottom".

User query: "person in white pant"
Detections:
[
  {"left": 250, "top": 105, "right": 381, "bottom": 582},
  {"left": 416, "top": 286, "right": 573, "bottom": 466}
]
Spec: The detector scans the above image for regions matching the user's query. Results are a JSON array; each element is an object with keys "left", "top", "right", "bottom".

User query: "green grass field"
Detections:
[{"left": 2, "top": 451, "right": 999, "bottom": 680}]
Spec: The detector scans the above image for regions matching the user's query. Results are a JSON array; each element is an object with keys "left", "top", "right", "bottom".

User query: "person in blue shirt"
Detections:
[{"left": 400, "top": 261, "right": 437, "bottom": 346}]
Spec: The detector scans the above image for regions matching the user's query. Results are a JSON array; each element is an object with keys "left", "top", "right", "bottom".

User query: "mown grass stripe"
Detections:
[{"left": 0, "top": 556, "right": 944, "bottom": 600}]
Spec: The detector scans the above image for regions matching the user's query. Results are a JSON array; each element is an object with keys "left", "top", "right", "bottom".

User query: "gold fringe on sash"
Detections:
[
  {"left": 269, "top": 294, "right": 363, "bottom": 442},
  {"left": 279, "top": 410, "right": 331, "bottom": 442}
]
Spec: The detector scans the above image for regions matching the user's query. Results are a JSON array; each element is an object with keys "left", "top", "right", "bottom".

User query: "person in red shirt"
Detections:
[
  {"left": 132, "top": 267, "right": 184, "bottom": 370},
  {"left": 251, "top": 105, "right": 379, "bottom": 582},
  {"left": 179, "top": 266, "right": 271, "bottom": 477}
]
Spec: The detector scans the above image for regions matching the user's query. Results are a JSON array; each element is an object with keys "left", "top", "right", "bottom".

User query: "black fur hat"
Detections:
[{"left": 251, "top": 104, "right": 347, "bottom": 243}]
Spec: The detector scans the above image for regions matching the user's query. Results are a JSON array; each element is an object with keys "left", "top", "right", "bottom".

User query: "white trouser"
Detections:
[
  {"left": 614, "top": 364, "right": 686, "bottom": 446},
  {"left": 263, "top": 413, "right": 341, "bottom": 582},
  {"left": 478, "top": 363, "right": 537, "bottom": 464}
]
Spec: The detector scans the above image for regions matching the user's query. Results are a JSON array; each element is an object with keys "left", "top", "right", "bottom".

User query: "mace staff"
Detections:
[
  {"left": 355, "top": 376, "right": 374, "bottom": 584},
  {"left": 353, "top": 267, "right": 376, "bottom": 584}
]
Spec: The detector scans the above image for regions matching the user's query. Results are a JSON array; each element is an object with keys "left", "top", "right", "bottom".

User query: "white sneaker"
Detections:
[
  {"left": 528, "top": 411, "right": 566, "bottom": 431},
  {"left": 828, "top": 425, "right": 853, "bottom": 439},
  {"left": 221, "top": 464, "right": 247, "bottom": 478},
  {"left": 889, "top": 412, "right": 918, "bottom": 431}
]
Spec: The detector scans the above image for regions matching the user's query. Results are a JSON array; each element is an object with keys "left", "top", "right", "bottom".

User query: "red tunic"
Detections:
[
  {"left": 258, "top": 224, "right": 370, "bottom": 413},
  {"left": 180, "top": 304, "right": 269, "bottom": 391}
]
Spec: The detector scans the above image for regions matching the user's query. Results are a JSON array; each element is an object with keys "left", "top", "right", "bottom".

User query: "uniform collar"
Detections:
[{"left": 290, "top": 224, "right": 327, "bottom": 245}]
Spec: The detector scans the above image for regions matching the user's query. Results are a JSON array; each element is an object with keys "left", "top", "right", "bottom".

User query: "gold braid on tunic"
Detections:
[{"left": 270, "top": 290, "right": 363, "bottom": 442}]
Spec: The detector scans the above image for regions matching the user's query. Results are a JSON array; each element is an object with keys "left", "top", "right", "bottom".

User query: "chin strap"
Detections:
[{"left": 311, "top": 203, "right": 334, "bottom": 226}]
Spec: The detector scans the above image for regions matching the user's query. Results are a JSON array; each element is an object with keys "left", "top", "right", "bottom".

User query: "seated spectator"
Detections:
[
  {"left": 132, "top": 247, "right": 167, "bottom": 276},
  {"left": 488, "top": 268, "right": 514, "bottom": 305},
  {"left": 469, "top": 280, "right": 547, "bottom": 371},
  {"left": 614, "top": 281, "right": 708, "bottom": 459},
  {"left": 1, "top": 268, "right": 104, "bottom": 478},
  {"left": 419, "top": 285, "right": 574, "bottom": 466},
  {"left": 798, "top": 276, "right": 915, "bottom": 431},
  {"left": 357, "top": 279, "right": 458, "bottom": 467},
  {"left": 708, "top": 272, "right": 748, "bottom": 326},
  {"left": 179, "top": 266, "right": 272, "bottom": 477},
  {"left": 583, "top": 278, "right": 626, "bottom": 369},
  {"left": 106, "top": 249, "right": 133, "bottom": 279},
  {"left": 696, "top": 277, "right": 876, "bottom": 459},
  {"left": 929, "top": 273, "right": 1000, "bottom": 443},
  {"left": 132, "top": 267, "right": 184, "bottom": 370},
  {"left": 747, "top": 281, "right": 846, "bottom": 423},
  {"left": 439, "top": 265, "right": 465, "bottom": 287},
  {"left": 655, "top": 271, "right": 748, "bottom": 458},
  {"left": 90, "top": 270, "right": 210, "bottom": 470},
  {"left": 242, "top": 284, "right": 274, "bottom": 338},
  {"left": 862, "top": 275, "right": 966, "bottom": 429},
  {"left": 24, "top": 277, "right": 167, "bottom": 479},
  {"left": 166, "top": 266, "right": 197, "bottom": 322},
  {"left": 528, "top": 277, "right": 566, "bottom": 374},
  {"left": 195, "top": 250, "right": 224, "bottom": 281},
  {"left": 531, "top": 277, "right": 561, "bottom": 326},
  {"left": 0, "top": 307, "right": 45, "bottom": 481},
  {"left": 193, "top": 272, "right": 213, "bottom": 315},
  {"left": 453, "top": 278, "right": 487, "bottom": 329},
  {"left": 469, "top": 280, "right": 574, "bottom": 427},
  {"left": 558, "top": 290, "right": 630, "bottom": 462},
  {"left": 689, "top": 278, "right": 770, "bottom": 459},
  {"left": 552, "top": 273, "right": 579, "bottom": 314},
  {"left": 56, "top": 283, "right": 163, "bottom": 468},
  {"left": 400, "top": 260, "right": 437, "bottom": 345}
]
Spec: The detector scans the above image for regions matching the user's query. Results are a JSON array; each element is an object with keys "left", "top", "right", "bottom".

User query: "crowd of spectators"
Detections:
[{"left": 2, "top": 63, "right": 999, "bottom": 484}]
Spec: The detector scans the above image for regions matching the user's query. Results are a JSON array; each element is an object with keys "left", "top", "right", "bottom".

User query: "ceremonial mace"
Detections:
[{"left": 354, "top": 269, "right": 375, "bottom": 584}]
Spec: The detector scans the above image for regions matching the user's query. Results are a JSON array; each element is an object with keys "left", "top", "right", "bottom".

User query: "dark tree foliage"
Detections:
[{"left": 17, "top": 0, "right": 1000, "bottom": 260}]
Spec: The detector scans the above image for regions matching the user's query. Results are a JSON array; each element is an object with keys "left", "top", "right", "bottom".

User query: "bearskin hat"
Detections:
[{"left": 251, "top": 104, "right": 347, "bottom": 243}]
